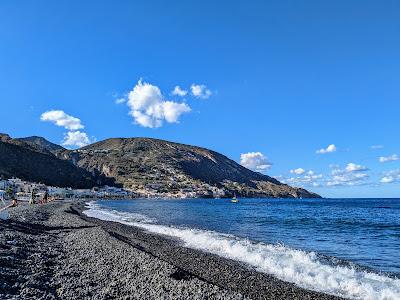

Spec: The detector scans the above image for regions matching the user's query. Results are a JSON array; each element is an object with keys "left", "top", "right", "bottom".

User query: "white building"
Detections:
[{"left": 0, "top": 180, "right": 9, "bottom": 190}]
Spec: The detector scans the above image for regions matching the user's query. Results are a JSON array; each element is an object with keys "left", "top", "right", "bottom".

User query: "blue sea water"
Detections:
[{"left": 84, "top": 198, "right": 400, "bottom": 299}]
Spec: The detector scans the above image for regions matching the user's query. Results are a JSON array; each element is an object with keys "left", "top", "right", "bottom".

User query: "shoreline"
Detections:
[{"left": 1, "top": 200, "right": 341, "bottom": 299}]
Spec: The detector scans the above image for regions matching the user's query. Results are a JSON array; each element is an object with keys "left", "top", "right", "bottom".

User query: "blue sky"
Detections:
[{"left": 0, "top": 0, "right": 399, "bottom": 197}]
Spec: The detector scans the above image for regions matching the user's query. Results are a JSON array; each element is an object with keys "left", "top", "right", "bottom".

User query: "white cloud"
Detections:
[
  {"left": 330, "top": 163, "right": 368, "bottom": 176},
  {"left": 290, "top": 168, "right": 305, "bottom": 175},
  {"left": 380, "top": 169, "right": 400, "bottom": 184},
  {"left": 345, "top": 163, "right": 368, "bottom": 172},
  {"left": 127, "top": 80, "right": 191, "bottom": 128},
  {"left": 40, "top": 110, "right": 94, "bottom": 148},
  {"left": 115, "top": 98, "right": 126, "bottom": 104},
  {"left": 370, "top": 145, "right": 384, "bottom": 150},
  {"left": 171, "top": 86, "right": 188, "bottom": 97},
  {"left": 190, "top": 84, "right": 212, "bottom": 99},
  {"left": 326, "top": 172, "right": 369, "bottom": 187},
  {"left": 40, "top": 110, "right": 84, "bottom": 130},
  {"left": 316, "top": 144, "right": 336, "bottom": 154},
  {"left": 240, "top": 152, "right": 272, "bottom": 172},
  {"left": 326, "top": 163, "right": 370, "bottom": 187},
  {"left": 381, "top": 176, "right": 394, "bottom": 184},
  {"left": 379, "top": 154, "right": 399, "bottom": 163},
  {"left": 62, "top": 131, "right": 92, "bottom": 148},
  {"left": 285, "top": 172, "right": 323, "bottom": 188}
]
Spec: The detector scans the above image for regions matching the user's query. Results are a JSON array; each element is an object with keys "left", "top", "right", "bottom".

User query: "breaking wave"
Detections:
[{"left": 83, "top": 201, "right": 400, "bottom": 300}]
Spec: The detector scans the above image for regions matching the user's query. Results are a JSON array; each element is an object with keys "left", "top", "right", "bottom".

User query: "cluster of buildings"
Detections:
[
  {"left": 0, "top": 176, "right": 229, "bottom": 202},
  {"left": 138, "top": 181, "right": 227, "bottom": 199},
  {"left": 0, "top": 178, "right": 134, "bottom": 201}
]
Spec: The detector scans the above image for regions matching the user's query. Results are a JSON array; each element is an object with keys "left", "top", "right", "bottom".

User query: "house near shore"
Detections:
[{"left": 0, "top": 180, "right": 10, "bottom": 190}]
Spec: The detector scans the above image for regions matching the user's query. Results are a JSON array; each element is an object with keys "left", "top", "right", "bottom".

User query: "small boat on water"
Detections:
[{"left": 231, "top": 195, "right": 239, "bottom": 203}]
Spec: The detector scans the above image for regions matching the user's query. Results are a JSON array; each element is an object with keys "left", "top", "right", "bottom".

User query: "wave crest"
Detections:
[{"left": 83, "top": 202, "right": 400, "bottom": 300}]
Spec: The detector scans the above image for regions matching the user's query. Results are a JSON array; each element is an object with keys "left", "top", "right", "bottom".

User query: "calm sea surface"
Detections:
[{"left": 93, "top": 198, "right": 400, "bottom": 276}]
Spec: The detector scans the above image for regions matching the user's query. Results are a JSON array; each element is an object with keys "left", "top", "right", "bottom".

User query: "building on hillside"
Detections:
[{"left": 0, "top": 180, "right": 9, "bottom": 190}]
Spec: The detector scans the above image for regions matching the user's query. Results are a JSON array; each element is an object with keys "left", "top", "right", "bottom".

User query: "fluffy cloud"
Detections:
[
  {"left": 172, "top": 86, "right": 188, "bottom": 97},
  {"left": 290, "top": 168, "right": 305, "bottom": 175},
  {"left": 127, "top": 80, "right": 191, "bottom": 128},
  {"left": 41, "top": 109, "right": 93, "bottom": 149},
  {"left": 380, "top": 169, "right": 400, "bottom": 184},
  {"left": 62, "top": 131, "right": 92, "bottom": 148},
  {"left": 316, "top": 144, "right": 336, "bottom": 154},
  {"left": 40, "top": 110, "right": 84, "bottom": 130},
  {"left": 379, "top": 154, "right": 399, "bottom": 163},
  {"left": 190, "top": 84, "right": 212, "bottom": 99},
  {"left": 345, "top": 163, "right": 368, "bottom": 172},
  {"left": 240, "top": 152, "right": 272, "bottom": 172}
]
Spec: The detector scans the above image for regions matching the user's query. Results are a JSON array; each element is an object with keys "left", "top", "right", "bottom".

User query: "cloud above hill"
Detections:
[
  {"left": 62, "top": 131, "right": 92, "bottom": 148},
  {"left": 240, "top": 152, "right": 272, "bottom": 172},
  {"left": 40, "top": 110, "right": 84, "bottom": 130},
  {"left": 40, "top": 110, "right": 92, "bottom": 148},
  {"left": 126, "top": 80, "right": 191, "bottom": 128}
]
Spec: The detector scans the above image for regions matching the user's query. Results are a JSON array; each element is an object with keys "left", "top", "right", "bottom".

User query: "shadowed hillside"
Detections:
[
  {"left": 0, "top": 134, "right": 320, "bottom": 198},
  {"left": 60, "top": 137, "right": 320, "bottom": 198}
]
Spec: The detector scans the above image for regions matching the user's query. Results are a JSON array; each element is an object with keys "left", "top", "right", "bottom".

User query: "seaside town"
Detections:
[
  {"left": 0, "top": 177, "right": 228, "bottom": 207},
  {"left": 0, "top": 177, "right": 133, "bottom": 205}
]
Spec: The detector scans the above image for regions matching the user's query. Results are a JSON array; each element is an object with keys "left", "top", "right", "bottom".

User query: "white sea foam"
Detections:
[{"left": 83, "top": 202, "right": 400, "bottom": 300}]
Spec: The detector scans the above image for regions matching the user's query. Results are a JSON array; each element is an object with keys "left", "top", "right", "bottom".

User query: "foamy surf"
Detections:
[{"left": 83, "top": 201, "right": 400, "bottom": 300}]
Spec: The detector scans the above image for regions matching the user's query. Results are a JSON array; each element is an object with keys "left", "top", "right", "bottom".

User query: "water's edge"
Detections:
[
  {"left": 75, "top": 201, "right": 340, "bottom": 300},
  {"left": 83, "top": 200, "right": 400, "bottom": 300}
]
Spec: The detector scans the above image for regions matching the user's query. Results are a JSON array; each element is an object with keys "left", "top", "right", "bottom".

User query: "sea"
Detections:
[{"left": 83, "top": 198, "right": 400, "bottom": 300}]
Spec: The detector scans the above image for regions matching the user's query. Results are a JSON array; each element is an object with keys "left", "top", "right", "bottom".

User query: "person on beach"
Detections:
[
  {"left": 11, "top": 198, "right": 18, "bottom": 207},
  {"left": 29, "top": 190, "right": 35, "bottom": 205},
  {"left": 43, "top": 191, "right": 48, "bottom": 203}
]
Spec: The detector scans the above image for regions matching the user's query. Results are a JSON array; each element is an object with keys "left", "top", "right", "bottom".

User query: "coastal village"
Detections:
[
  {"left": 0, "top": 177, "right": 133, "bottom": 202},
  {"left": 0, "top": 177, "right": 227, "bottom": 204}
]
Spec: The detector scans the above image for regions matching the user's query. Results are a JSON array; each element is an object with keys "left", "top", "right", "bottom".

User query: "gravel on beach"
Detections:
[{"left": 0, "top": 201, "right": 342, "bottom": 300}]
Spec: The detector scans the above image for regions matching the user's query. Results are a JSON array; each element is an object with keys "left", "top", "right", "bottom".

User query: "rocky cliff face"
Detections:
[{"left": 0, "top": 134, "right": 321, "bottom": 198}]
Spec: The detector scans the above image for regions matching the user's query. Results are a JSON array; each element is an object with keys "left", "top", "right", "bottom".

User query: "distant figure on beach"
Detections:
[
  {"left": 43, "top": 191, "right": 48, "bottom": 204},
  {"left": 11, "top": 198, "right": 18, "bottom": 207},
  {"left": 29, "top": 190, "right": 35, "bottom": 205}
]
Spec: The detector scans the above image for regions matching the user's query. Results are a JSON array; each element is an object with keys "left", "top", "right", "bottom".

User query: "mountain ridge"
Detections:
[{"left": 0, "top": 134, "right": 321, "bottom": 198}]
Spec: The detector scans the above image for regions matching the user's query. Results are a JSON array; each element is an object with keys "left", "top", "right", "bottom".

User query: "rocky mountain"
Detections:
[
  {"left": 0, "top": 134, "right": 321, "bottom": 198},
  {"left": 0, "top": 134, "right": 116, "bottom": 188},
  {"left": 61, "top": 137, "right": 320, "bottom": 198},
  {"left": 16, "top": 136, "right": 65, "bottom": 154}
]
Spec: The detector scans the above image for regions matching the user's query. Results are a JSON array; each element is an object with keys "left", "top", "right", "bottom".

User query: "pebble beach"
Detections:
[{"left": 0, "top": 201, "right": 341, "bottom": 299}]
